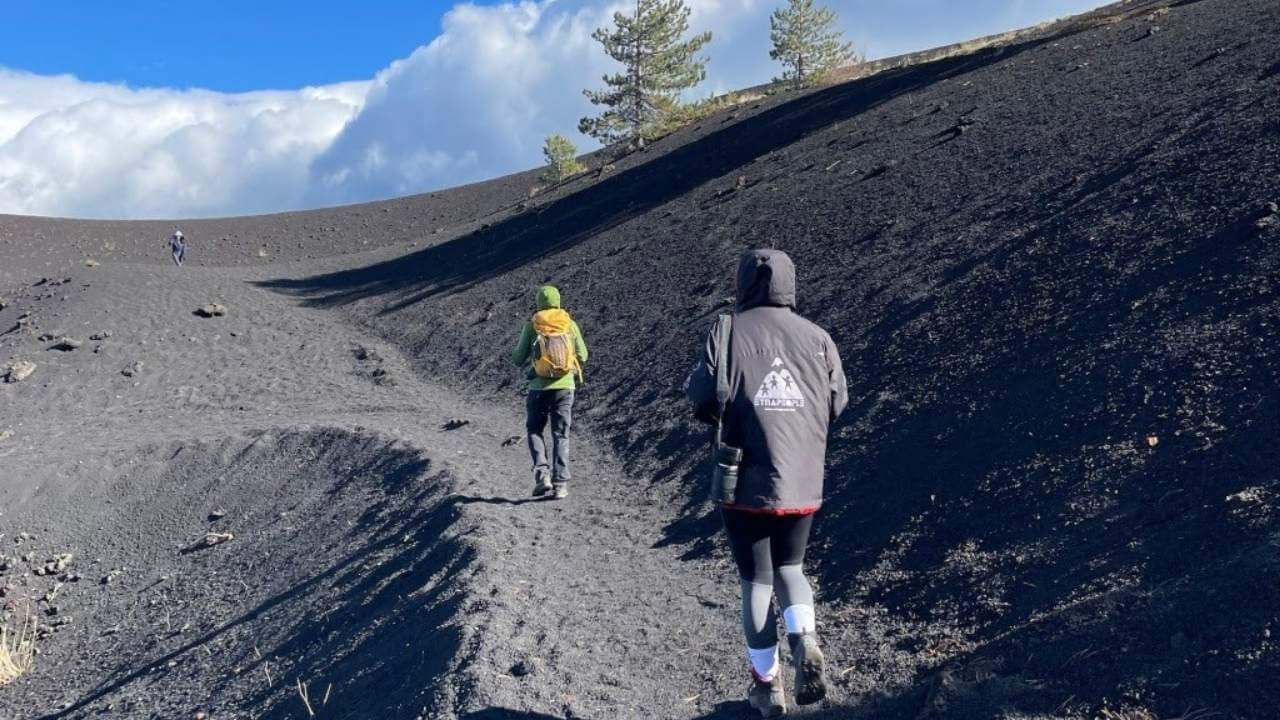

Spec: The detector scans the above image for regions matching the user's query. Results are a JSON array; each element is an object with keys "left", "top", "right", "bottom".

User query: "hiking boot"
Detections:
[
  {"left": 788, "top": 632, "right": 828, "bottom": 706},
  {"left": 532, "top": 470, "right": 553, "bottom": 497},
  {"left": 552, "top": 483, "right": 569, "bottom": 500},
  {"left": 747, "top": 674, "right": 787, "bottom": 717}
]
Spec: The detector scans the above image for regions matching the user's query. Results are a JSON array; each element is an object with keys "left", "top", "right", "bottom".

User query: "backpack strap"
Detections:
[{"left": 713, "top": 313, "right": 733, "bottom": 449}]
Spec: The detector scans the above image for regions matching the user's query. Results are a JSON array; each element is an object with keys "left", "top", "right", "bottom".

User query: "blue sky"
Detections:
[
  {"left": 0, "top": 0, "right": 1106, "bottom": 218},
  {"left": 0, "top": 1, "right": 462, "bottom": 91},
  {"left": 3, "top": 0, "right": 1102, "bottom": 91}
]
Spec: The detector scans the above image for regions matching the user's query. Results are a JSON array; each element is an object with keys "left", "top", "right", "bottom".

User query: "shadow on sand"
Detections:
[
  {"left": 40, "top": 434, "right": 475, "bottom": 720},
  {"left": 259, "top": 34, "right": 1060, "bottom": 312}
]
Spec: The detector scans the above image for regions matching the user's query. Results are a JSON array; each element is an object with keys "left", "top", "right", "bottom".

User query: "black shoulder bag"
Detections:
[{"left": 709, "top": 314, "right": 743, "bottom": 504}]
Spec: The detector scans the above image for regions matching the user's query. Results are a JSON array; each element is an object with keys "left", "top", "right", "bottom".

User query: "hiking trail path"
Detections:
[{"left": 1, "top": 256, "right": 867, "bottom": 719}]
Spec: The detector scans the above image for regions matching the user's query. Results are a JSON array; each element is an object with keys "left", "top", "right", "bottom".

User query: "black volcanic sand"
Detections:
[
  {"left": 0, "top": 261, "right": 752, "bottom": 720},
  {"left": 3, "top": 0, "right": 1280, "bottom": 718}
]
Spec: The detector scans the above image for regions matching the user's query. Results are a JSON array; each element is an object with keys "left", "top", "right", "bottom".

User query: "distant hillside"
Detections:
[{"left": 267, "top": 0, "right": 1280, "bottom": 716}]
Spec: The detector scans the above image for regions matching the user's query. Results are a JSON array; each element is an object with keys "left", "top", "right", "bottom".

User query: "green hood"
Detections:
[{"left": 536, "top": 285, "right": 562, "bottom": 310}]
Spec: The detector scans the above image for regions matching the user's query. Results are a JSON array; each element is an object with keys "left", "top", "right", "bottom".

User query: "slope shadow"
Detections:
[
  {"left": 259, "top": 33, "right": 1067, "bottom": 310},
  {"left": 459, "top": 694, "right": 922, "bottom": 720},
  {"left": 688, "top": 691, "right": 924, "bottom": 720},
  {"left": 451, "top": 493, "right": 548, "bottom": 506},
  {"left": 802, "top": 209, "right": 1280, "bottom": 715},
  {"left": 247, "top": 475, "right": 474, "bottom": 719},
  {"left": 38, "top": 439, "right": 475, "bottom": 720}
]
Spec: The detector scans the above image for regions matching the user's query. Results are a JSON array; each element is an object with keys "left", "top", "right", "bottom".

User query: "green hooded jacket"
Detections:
[{"left": 511, "top": 285, "right": 588, "bottom": 391}]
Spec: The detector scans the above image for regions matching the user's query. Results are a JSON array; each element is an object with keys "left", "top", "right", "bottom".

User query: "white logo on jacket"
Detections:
[{"left": 753, "top": 358, "right": 805, "bottom": 411}]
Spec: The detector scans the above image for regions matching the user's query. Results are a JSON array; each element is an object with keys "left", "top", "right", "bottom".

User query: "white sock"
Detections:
[
  {"left": 747, "top": 645, "right": 780, "bottom": 681},
  {"left": 783, "top": 605, "right": 816, "bottom": 635}
]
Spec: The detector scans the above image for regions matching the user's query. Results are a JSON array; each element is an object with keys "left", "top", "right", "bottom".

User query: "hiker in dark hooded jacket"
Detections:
[
  {"left": 512, "top": 285, "right": 588, "bottom": 500},
  {"left": 686, "top": 249, "right": 848, "bottom": 717}
]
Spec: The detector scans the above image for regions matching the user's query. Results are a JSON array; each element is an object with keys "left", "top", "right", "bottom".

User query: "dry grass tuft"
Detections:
[
  {"left": 296, "top": 677, "right": 333, "bottom": 718},
  {"left": 1099, "top": 707, "right": 1158, "bottom": 720},
  {"left": 0, "top": 606, "right": 36, "bottom": 686}
]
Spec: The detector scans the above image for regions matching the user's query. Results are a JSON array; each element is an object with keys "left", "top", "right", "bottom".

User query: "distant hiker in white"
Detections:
[
  {"left": 168, "top": 230, "right": 187, "bottom": 266},
  {"left": 686, "top": 249, "right": 848, "bottom": 717}
]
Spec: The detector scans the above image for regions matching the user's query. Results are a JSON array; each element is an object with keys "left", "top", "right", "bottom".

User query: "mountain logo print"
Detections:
[{"left": 753, "top": 357, "right": 805, "bottom": 410}]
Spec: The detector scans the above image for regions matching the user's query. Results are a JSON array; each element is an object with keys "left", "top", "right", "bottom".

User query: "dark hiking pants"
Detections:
[
  {"left": 526, "top": 388, "right": 573, "bottom": 483},
  {"left": 722, "top": 509, "right": 816, "bottom": 649}
]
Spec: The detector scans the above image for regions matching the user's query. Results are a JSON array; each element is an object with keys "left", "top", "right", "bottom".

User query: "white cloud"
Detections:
[
  {"left": 0, "top": 0, "right": 1103, "bottom": 218},
  {"left": 0, "top": 69, "right": 367, "bottom": 218},
  {"left": 306, "top": 0, "right": 612, "bottom": 207},
  {"left": 309, "top": 0, "right": 781, "bottom": 207}
]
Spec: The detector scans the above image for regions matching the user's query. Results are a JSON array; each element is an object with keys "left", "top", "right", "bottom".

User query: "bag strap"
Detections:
[{"left": 713, "top": 313, "right": 733, "bottom": 449}]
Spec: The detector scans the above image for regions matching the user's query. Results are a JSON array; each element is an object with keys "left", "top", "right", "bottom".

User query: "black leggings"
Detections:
[{"left": 722, "top": 509, "right": 815, "bottom": 649}]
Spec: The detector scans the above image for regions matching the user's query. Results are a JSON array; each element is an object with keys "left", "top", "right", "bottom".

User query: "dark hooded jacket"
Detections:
[{"left": 686, "top": 249, "right": 848, "bottom": 513}]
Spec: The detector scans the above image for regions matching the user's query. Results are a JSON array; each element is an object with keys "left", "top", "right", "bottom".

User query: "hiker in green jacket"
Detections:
[{"left": 511, "top": 285, "right": 588, "bottom": 499}]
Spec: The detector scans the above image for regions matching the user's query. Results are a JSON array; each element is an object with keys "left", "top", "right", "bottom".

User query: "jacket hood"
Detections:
[
  {"left": 736, "top": 249, "right": 796, "bottom": 310},
  {"left": 536, "top": 285, "right": 562, "bottom": 310}
]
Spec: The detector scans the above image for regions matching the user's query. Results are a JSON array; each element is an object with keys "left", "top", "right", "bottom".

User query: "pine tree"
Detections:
[
  {"left": 540, "top": 134, "right": 585, "bottom": 183},
  {"left": 769, "top": 0, "right": 858, "bottom": 88},
  {"left": 579, "top": 0, "right": 712, "bottom": 148}
]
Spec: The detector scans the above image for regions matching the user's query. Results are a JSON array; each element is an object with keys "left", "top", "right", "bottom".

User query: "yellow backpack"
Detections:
[{"left": 531, "top": 308, "right": 579, "bottom": 379}]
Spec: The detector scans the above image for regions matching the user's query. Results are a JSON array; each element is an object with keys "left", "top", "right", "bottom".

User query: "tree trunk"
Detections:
[{"left": 632, "top": 0, "right": 644, "bottom": 146}]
